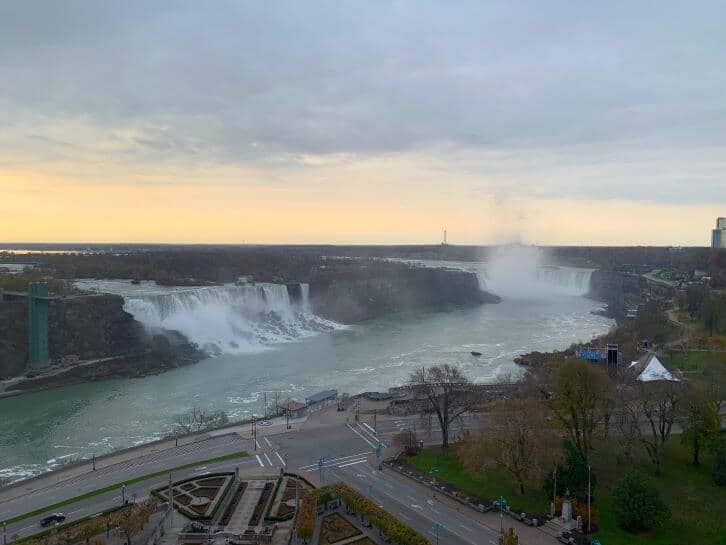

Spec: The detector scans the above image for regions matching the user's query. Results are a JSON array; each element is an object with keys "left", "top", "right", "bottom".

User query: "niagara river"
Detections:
[{"left": 0, "top": 263, "right": 613, "bottom": 481}]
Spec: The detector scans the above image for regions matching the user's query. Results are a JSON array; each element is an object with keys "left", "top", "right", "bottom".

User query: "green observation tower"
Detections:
[{"left": 27, "top": 282, "right": 50, "bottom": 367}]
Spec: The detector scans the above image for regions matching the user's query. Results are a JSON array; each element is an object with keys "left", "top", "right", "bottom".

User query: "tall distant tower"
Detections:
[
  {"left": 442, "top": 229, "right": 447, "bottom": 245},
  {"left": 712, "top": 218, "right": 726, "bottom": 249}
]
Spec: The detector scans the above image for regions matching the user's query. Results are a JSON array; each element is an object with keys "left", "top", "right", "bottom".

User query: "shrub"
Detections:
[
  {"left": 612, "top": 472, "right": 670, "bottom": 532},
  {"left": 498, "top": 528, "right": 518, "bottom": 545}
]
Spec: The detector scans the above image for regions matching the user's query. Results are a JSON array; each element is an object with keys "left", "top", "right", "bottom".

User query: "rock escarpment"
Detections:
[
  {"left": 309, "top": 265, "right": 499, "bottom": 323},
  {"left": 0, "top": 294, "right": 202, "bottom": 380}
]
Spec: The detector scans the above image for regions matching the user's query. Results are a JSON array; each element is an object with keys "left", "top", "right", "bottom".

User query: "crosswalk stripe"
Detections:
[
  {"left": 298, "top": 451, "right": 369, "bottom": 470},
  {"left": 346, "top": 423, "right": 377, "bottom": 448}
]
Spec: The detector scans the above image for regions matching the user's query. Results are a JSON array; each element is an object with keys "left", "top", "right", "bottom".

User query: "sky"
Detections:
[{"left": 1, "top": 1, "right": 725, "bottom": 245}]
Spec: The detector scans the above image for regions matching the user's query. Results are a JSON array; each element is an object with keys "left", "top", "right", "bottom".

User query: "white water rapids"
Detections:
[{"left": 74, "top": 280, "right": 343, "bottom": 355}]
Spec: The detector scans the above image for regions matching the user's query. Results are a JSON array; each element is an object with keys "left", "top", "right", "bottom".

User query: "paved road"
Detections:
[
  {"left": 329, "top": 462, "right": 501, "bottom": 545},
  {"left": 0, "top": 411, "right": 534, "bottom": 544}
]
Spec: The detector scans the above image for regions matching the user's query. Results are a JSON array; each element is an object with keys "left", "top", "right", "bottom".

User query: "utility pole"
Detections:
[
  {"left": 252, "top": 416, "right": 257, "bottom": 451},
  {"left": 264, "top": 392, "right": 267, "bottom": 419},
  {"left": 553, "top": 467, "right": 557, "bottom": 507},
  {"left": 3, "top": 521, "right": 7, "bottom": 545},
  {"left": 121, "top": 484, "right": 126, "bottom": 505},
  {"left": 286, "top": 397, "right": 291, "bottom": 429},
  {"left": 92, "top": 453, "right": 96, "bottom": 471},
  {"left": 373, "top": 409, "right": 377, "bottom": 432}
]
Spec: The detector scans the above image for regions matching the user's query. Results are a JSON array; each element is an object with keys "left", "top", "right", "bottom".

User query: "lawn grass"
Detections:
[
  {"left": 406, "top": 448, "right": 549, "bottom": 514},
  {"left": 409, "top": 438, "right": 726, "bottom": 545},
  {"left": 590, "top": 437, "right": 726, "bottom": 545},
  {"left": 1, "top": 450, "right": 249, "bottom": 525},
  {"left": 664, "top": 349, "right": 726, "bottom": 376}
]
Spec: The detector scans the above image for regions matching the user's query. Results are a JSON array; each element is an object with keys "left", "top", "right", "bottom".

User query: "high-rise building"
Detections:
[{"left": 712, "top": 217, "right": 726, "bottom": 249}]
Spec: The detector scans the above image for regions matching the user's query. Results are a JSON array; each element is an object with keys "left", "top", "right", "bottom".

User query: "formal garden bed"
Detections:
[
  {"left": 219, "top": 482, "right": 248, "bottom": 526},
  {"left": 266, "top": 476, "right": 301, "bottom": 521},
  {"left": 153, "top": 472, "right": 234, "bottom": 520},
  {"left": 318, "top": 512, "right": 362, "bottom": 544},
  {"left": 248, "top": 481, "right": 274, "bottom": 527}
]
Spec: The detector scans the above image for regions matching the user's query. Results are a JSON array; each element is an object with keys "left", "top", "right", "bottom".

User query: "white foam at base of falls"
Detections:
[{"left": 74, "top": 280, "right": 343, "bottom": 355}]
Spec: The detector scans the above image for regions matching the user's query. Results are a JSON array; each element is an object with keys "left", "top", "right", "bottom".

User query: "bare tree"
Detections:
[
  {"left": 621, "top": 380, "right": 684, "bottom": 475},
  {"left": 550, "top": 359, "right": 612, "bottom": 465},
  {"left": 702, "top": 361, "right": 726, "bottom": 415},
  {"left": 175, "top": 407, "right": 229, "bottom": 434},
  {"left": 409, "top": 364, "right": 477, "bottom": 449},
  {"left": 459, "top": 398, "right": 561, "bottom": 494}
]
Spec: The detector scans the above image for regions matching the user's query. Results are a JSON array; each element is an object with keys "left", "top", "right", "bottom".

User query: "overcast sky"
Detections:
[{"left": 1, "top": 1, "right": 725, "bottom": 244}]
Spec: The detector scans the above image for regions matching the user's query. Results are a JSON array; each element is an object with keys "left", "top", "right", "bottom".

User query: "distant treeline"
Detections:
[{"left": 1, "top": 245, "right": 725, "bottom": 287}]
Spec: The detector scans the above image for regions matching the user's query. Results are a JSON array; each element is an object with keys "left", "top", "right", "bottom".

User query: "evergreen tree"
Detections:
[
  {"left": 713, "top": 440, "right": 726, "bottom": 486},
  {"left": 613, "top": 472, "right": 669, "bottom": 532}
]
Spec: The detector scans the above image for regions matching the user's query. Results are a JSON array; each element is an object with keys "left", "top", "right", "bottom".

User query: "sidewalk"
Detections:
[{"left": 0, "top": 432, "right": 237, "bottom": 505}]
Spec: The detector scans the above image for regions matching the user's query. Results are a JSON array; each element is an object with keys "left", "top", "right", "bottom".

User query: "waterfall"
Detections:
[
  {"left": 478, "top": 265, "right": 593, "bottom": 298},
  {"left": 74, "top": 280, "right": 341, "bottom": 355},
  {"left": 535, "top": 266, "right": 594, "bottom": 296},
  {"left": 300, "top": 283, "right": 310, "bottom": 312}
]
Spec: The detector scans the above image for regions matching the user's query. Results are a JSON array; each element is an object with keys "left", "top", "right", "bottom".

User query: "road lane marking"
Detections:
[
  {"left": 362, "top": 422, "right": 377, "bottom": 435},
  {"left": 304, "top": 456, "right": 368, "bottom": 472},
  {"left": 338, "top": 460, "right": 367, "bottom": 468},
  {"left": 255, "top": 455, "right": 264, "bottom": 467},
  {"left": 264, "top": 437, "right": 272, "bottom": 447},
  {"left": 357, "top": 423, "right": 379, "bottom": 443},
  {"left": 274, "top": 451, "right": 285, "bottom": 465},
  {"left": 346, "top": 423, "right": 377, "bottom": 448},
  {"left": 298, "top": 452, "right": 369, "bottom": 470},
  {"left": 263, "top": 453, "right": 272, "bottom": 466},
  {"left": 330, "top": 469, "right": 485, "bottom": 545}
]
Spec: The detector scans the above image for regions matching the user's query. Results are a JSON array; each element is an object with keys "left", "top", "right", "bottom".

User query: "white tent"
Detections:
[{"left": 635, "top": 354, "right": 679, "bottom": 382}]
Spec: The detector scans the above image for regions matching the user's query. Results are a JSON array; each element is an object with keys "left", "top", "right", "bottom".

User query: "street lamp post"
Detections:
[
  {"left": 588, "top": 464, "right": 592, "bottom": 533},
  {"left": 121, "top": 484, "right": 126, "bottom": 505},
  {"left": 431, "top": 522, "right": 443, "bottom": 545},
  {"left": 3, "top": 521, "right": 7, "bottom": 545},
  {"left": 375, "top": 443, "right": 383, "bottom": 471},
  {"left": 92, "top": 454, "right": 96, "bottom": 471},
  {"left": 317, "top": 457, "right": 326, "bottom": 484},
  {"left": 428, "top": 466, "right": 439, "bottom": 488},
  {"left": 495, "top": 496, "right": 507, "bottom": 534}
]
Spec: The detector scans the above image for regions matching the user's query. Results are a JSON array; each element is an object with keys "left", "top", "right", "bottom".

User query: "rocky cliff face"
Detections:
[
  {"left": 309, "top": 265, "right": 499, "bottom": 323},
  {"left": 0, "top": 294, "right": 147, "bottom": 379},
  {"left": 588, "top": 270, "right": 672, "bottom": 319}
]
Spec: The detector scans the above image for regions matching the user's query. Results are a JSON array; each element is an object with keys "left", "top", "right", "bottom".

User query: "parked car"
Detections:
[{"left": 39, "top": 513, "right": 66, "bottom": 527}]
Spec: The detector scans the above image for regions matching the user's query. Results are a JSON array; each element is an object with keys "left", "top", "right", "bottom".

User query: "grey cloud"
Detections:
[{"left": 0, "top": 0, "right": 725, "bottom": 202}]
